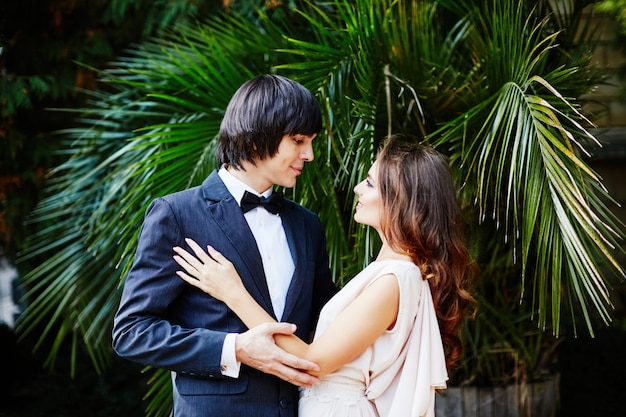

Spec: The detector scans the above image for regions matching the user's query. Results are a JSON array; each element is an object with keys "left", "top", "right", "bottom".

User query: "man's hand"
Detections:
[{"left": 235, "top": 322, "right": 320, "bottom": 388}]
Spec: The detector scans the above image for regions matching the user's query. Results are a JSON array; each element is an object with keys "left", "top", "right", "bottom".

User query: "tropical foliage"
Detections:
[
  {"left": 0, "top": 0, "right": 232, "bottom": 260},
  {"left": 15, "top": 0, "right": 625, "bottom": 414}
]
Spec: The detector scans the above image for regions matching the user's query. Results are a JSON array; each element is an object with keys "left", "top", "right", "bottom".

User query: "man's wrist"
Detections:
[{"left": 220, "top": 333, "right": 241, "bottom": 377}]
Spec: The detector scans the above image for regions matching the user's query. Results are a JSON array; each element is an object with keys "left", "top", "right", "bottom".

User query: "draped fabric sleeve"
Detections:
[{"left": 366, "top": 278, "right": 448, "bottom": 417}]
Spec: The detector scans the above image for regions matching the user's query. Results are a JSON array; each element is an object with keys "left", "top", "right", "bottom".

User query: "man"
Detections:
[{"left": 112, "top": 74, "right": 337, "bottom": 416}]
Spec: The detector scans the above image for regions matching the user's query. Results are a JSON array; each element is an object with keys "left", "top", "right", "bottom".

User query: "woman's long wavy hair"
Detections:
[{"left": 376, "top": 135, "right": 476, "bottom": 370}]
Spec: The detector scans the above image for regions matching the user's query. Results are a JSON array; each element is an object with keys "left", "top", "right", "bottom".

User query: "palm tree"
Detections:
[{"left": 16, "top": 0, "right": 624, "bottom": 415}]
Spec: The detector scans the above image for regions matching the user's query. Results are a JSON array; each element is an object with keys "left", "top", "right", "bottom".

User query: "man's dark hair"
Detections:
[{"left": 216, "top": 74, "right": 322, "bottom": 169}]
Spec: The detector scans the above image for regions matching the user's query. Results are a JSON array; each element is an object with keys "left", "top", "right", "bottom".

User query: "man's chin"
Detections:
[{"left": 276, "top": 179, "right": 297, "bottom": 189}]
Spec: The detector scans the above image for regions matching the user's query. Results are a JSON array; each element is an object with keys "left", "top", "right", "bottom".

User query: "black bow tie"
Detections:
[{"left": 240, "top": 191, "right": 283, "bottom": 214}]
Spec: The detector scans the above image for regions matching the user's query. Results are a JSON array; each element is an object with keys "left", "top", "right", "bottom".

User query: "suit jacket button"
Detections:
[{"left": 279, "top": 398, "right": 290, "bottom": 409}]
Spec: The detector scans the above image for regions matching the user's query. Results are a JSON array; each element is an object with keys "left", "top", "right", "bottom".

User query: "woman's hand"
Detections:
[{"left": 173, "top": 238, "right": 245, "bottom": 303}]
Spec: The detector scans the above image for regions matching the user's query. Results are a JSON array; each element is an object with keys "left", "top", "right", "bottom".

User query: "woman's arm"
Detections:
[{"left": 173, "top": 238, "right": 399, "bottom": 377}]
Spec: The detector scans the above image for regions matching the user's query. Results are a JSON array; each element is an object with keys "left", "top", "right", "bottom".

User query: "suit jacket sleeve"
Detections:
[{"left": 112, "top": 197, "right": 227, "bottom": 378}]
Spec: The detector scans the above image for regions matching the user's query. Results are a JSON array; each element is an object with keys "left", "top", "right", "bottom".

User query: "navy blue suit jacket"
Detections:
[{"left": 112, "top": 170, "right": 336, "bottom": 416}]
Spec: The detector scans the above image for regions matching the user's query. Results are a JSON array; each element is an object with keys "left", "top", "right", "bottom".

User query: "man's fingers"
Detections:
[
  {"left": 255, "top": 353, "right": 319, "bottom": 387},
  {"left": 276, "top": 351, "right": 320, "bottom": 373},
  {"left": 257, "top": 323, "right": 320, "bottom": 371},
  {"left": 236, "top": 324, "right": 322, "bottom": 387},
  {"left": 291, "top": 372, "right": 320, "bottom": 388},
  {"left": 269, "top": 365, "right": 320, "bottom": 388},
  {"left": 264, "top": 322, "right": 297, "bottom": 336}
]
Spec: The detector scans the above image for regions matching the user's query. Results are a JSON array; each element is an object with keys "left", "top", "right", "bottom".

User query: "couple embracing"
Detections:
[{"left": 112, "top": 74, "right": 475, "bottom": 417}]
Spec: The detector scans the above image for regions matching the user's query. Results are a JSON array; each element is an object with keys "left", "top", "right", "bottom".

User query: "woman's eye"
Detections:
[{"left": 366, "top": 180, "right": 373, "bottom": 188}]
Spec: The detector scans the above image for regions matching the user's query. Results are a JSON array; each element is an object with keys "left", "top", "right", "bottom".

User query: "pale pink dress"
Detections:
[{"left": 298, "top": 260, "right": 448, "bottom": 417}]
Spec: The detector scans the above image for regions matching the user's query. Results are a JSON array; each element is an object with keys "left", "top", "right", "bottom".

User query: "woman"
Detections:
[{"left": 173, "top": 136, "right": 475, "bottom": 416}]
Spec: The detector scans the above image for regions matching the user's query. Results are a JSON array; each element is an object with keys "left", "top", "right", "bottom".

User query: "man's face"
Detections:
[{"left": 252, "top": 133, "right": 316, "bottom": 190}]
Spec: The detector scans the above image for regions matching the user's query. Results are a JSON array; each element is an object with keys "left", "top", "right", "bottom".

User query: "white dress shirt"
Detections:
[{"left": 218, "top": 167, "right": 295, "bottom": 377}]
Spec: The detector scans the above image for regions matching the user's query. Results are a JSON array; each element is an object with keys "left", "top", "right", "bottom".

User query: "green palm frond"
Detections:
[
  {"left": 142, "top": 367, "right": 173, "bottom": 417},
  {"left": 432, "top": 0, "right": 624, "bottom": 335}
]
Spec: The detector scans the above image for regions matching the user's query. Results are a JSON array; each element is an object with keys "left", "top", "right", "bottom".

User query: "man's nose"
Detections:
[{"left": 301, "top": 144, "right": 314, "bottom": 161}]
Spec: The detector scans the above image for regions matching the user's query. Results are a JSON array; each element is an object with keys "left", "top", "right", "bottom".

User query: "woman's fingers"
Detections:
[
  {"left": 176, "top": 270, "right": 200, "bottom": 288},
  {"left": 176, "top": 239, "right": 231, "bottom": 271},
  {"left": 176, "top": 269, "right": 219, "bottom": 298},
  {"left": 206, "top": 245, "right": 232, "bottom": 267},
  {"left": 185, "top": 238, "right": 216, "bottom": 264},
  {"left": 173, "top": 240, "right": 240, "bottom": 302},
  {"left": 172, "top": 248, "right": 203, "bottom": 275},
  {"left": 173, "top": 238, "right": 221, "bottom": 271}
]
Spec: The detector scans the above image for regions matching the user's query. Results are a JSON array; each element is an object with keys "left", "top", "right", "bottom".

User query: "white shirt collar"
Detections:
[{"left": 218, "top": 165, "right": 273, "bottom": 207}]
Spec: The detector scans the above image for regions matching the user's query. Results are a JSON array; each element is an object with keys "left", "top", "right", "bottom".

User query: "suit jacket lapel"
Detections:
[
  {"left": 201, "top": 172, "right": 275, "bottom": 317},
  {"left": 280, "top": 202, "right": 307, "bottom": 321}
]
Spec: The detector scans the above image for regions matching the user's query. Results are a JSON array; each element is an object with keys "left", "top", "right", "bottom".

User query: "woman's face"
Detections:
[{"left": 353, "top": 160, "right": 382, "bottom": 230}]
